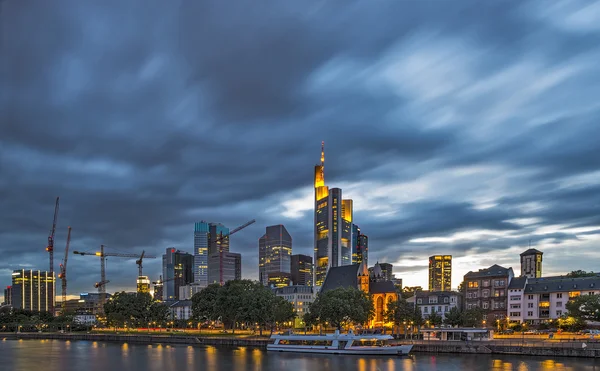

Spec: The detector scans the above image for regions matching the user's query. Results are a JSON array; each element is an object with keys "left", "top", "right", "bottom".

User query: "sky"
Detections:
[{"left": 2, "top": 0, "right": 600, "bottom": 301}]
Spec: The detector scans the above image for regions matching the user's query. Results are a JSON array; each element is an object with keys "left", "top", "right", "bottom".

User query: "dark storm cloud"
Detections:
[{"left": 1, "top": 0, "right": 600, "bottom": 294}]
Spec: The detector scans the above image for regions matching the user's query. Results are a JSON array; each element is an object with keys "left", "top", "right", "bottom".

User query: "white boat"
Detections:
[{"left": 267, "top": 329, "right": 413, "bottom": 356}]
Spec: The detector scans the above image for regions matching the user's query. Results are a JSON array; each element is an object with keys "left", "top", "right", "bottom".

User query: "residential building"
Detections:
[
  {"left": 291, "top": 254, "right": 313, "bottom": 286},
  {"left": 410, "top": 290, "right": 462, "bottom": 320},
  {"left": 508, "top": 275, "right": 600, "bottom": 324},
  {"left": 258, "top": 225, "right": 292, "bottom": 286},
  {"left": 208, "top": 252, "right": 241, "bottom": 285},
  {"left": 168, "top": 300, "right": 193, "bottom": 320},
  {"left": 179, "top": 283, "right": 205, "bottom": 300},
  {"left": 11, "top": 269, "right": 55, "bottom": 312},
  {"left": 463, "top": 264, "right": 514, "bottom": 323},
  {"left": 520, "top": 248, "right": 543, "bottom": 278},
  {"left": 162, "top": 248, "right": 194, "bottom": 301},
  {"left": 352, "top": 225, "right": 368, "bottom": 266},
  {"left": 429, "top": 255, "right": 452, "bottom": 292},
  {"left": 314, "top": 142, "right": 355, "bottom": 286},
  {"left": 273, "top": 285, "right": 315, "bottom": 328},
  {"left": 3, "top": 286, "right": 12, "bottom": 306},
  {"left": 321, "top": 262, "right": 397, "bottom": 328}
]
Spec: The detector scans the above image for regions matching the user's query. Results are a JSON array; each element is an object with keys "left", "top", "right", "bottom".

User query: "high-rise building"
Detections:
[
  {"left": 267, "top": 272, "right": 291, "bottom": 287},
  {"left": 352, "top": 225, "right": 369, "bottom": 266},
  {"left": 136, "top": 276, "right": 150, "bottom": 294},
  {"left": 3, "top": 286, "right": 12, "bottom": 306},
  {"left": 291, "top": 254, "right": 313, "bottom": 286},
  {"left": 520, "top": 248, "right": 543, "bottom": 278},
  {"left": 11, "top": 270, "right": 55, "bottom": 312},
  {"left": 193, "top": 221, "right": 210, "bottom": 287},
  {"left": 258, "top": 225, "right": 292, "bottom": 286},
  {"left": 314, "top": 142, "right": 354, "bottom": 287},
  {"left": 208, "top": 252, "right": 241, "bottom": 285},
  {"left": 429, "top": 255, "right": 452, "bottom": 291},
  {"left": 162, "top": 248, "right": 194, "bottom": 301}
]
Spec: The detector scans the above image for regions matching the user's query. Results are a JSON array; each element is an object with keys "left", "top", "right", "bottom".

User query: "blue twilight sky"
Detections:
[{"left": 2, "top": 0, "right": 600, "bottom": 299}]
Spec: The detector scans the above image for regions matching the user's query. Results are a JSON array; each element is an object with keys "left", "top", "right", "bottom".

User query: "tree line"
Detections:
[{"left": 104, "top": 292, "right": 170, "bottom": 329}]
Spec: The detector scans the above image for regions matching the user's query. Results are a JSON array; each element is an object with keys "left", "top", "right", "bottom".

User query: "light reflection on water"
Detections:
[{"left": 0, "top": 339, "right": 599, "bottom": 371}]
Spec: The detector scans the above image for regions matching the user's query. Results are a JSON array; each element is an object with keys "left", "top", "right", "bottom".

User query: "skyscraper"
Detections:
[
  {"left": 520, "top": 248, "right": 543, "bottom": 278},
  {"left": 314, "top": 142, "right": 354, "bottom": 287},
  {"left": 193, "top": 221, "right": 210, "bottom": 287},
  {"left": 208, "top": 252, "right": 242, "bottom": 285},
  {"left": 291, "top": 254, "right": 313, "bottom": 286},
  {"left": 3, "top": 286, "right": 12, "bottom": 306},
  {"left": 162, "top": 248, "right": 194, "bottom": 301},
  {"left": 11, "top": 270, "right": 55, "bottom": 312},
  {"left": 258, "top": 225, "right": 292, "bottom": 286},
  {"left": 352, "top": 224, "right": 368, "bottom": 266},
  {"left": 428, "top": 255, "right": 452, "bottom": 291}
]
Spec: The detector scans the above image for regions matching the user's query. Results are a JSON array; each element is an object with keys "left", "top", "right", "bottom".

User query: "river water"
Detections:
[{"left": 1, "top": 339, "right": 599, "bottom": 371}]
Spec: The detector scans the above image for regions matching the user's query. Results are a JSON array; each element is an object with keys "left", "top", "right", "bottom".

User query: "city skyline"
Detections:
[{"left": 3, "top": 1, "right": 600, "bottom": 299}]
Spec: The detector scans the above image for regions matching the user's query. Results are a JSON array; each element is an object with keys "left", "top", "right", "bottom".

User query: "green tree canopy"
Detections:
[
  {"left": 444, "top": 307, "right": 462, "bottom": 327},
  {"left": 566, "top": 270, "right": 597, "bottom": 278},
  {"left": 191, "top": 283, "right": 221, "bottom": 322},
  {"left": 427, "top": 311, "right": 443, "bottom": 327},
  {"left": 307, "top": 287, "right": 373, "bottom": 330},
  {"left": 566, "top": 294, "right": 600, "bottom": 322},
  {"left": 384, "top": 297, "right": 414, "bottom": 327},
  {"left": 104, "top": 292, "right": 168, "bottom": 328},
  {"left": 460, "top": 307, "right": 485, "bottom": 327}
]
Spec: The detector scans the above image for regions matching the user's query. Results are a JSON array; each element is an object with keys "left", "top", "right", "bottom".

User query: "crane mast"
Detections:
[
  {"left": 46, "top": 197, "right": 59, "bottom": 314},
  {"left": 58, "top": 226, "right": 72, "bottom": 313}
]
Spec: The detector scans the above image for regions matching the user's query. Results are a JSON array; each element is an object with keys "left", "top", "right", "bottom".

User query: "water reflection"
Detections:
[{"left": 0, "top": 340, "right": 599, "bottom": 371}]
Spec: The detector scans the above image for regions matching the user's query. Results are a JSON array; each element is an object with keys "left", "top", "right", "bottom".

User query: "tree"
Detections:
[
  {"left": 566, "top": 270, "right": 597, "bottom": 278},
  {"left": 308, "top": 287, "right": 373, "bottom": 330},
  {"left": 460, "top": 307, "right": 485, "bottom": 327},
  {"left": 215, "top": 280, "right": 256, "bottom": 333},
  {"left": 384, "top": 298, "right": 414, "bottom": 336},
  {"left": 444, "top": 307, "right": 462, "bottom": 327},
  {"left": 567, "top": 294, "right": 600, "bottom": 322},
  {"left": 191, "top": 283, "right": 220, "bottom": 323},
  {"left": 401, "top": 286, "right": 422, "bottom": 300},
  {"left": 427, "top": 311, "right": 443, "bottom": 327},
  {"left": 103, "top": 291, "right": 168, "bottom": 329}
]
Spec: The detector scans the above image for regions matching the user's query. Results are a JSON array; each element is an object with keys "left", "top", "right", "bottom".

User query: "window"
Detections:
[
  {"left": 493, "top": 302, "right": 500, "bottom": 309},
  {"left": 467, "top": 304, "right": 472, "bottom": 310},
  {"left": 510, "top": 312, "right": 520, "bottom": 317},
  {"left": 511, "top": 304, "right": 521, "bottom": 309},
  {"left": 483, "top": 280, "right": 490, "bottom": 287},
  {"left": 445, "top": 306, "right": 449, "bottom": 312},
  {"left": 482, "top": 302, "right": 489, "bottom": 309},
  {"left": 556, "top": 302, "right": 562, "bottom": 307},
  {"left": 424, "top": 307, "right": 428, "bottom": 313},
  {"left": 527, "top": 311, "right": 533, "bottom": 317},
  {"left": 510, "top": 295, "right": 520, "bottom": 301},
  {"left": 467, "top": 293, "right": 472, "bottom": 299},
  {"left": 450, "top": 297, "right": 456, "bottom": 303},
  {"left": 556, "top": 293, "right": 563, "bottom": 299},
  {"left": 528, "top": 295, "right": 534, "bottom": 300},
  {"left": 444, "top": 297, "right": 449, "bottom": 303},
  {"left": 556, "top": 310, "right": 562, "bottom": 316},
  {"left": 468, "top": 281, "right": 479, "bottom": 288},
  {"left": 483, "top": 290, "right": 490, "bottom": 298},
  {"left": 417, "top": 299, "right": 422, "bottom": 304},
  {"left": 438, "top": 306, "right": 442, "bottom": 312},
  {"left": 429, "top": 297, "right": 438, "bottom": 304}
]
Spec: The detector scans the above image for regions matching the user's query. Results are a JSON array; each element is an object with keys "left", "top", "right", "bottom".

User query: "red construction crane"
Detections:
[
  {"left": 57, "top": 226, "right": 72, "bottom": 312},
  {"left": 215, "top": 219, "right": 256, "bottom": 285},
  {"left": 45, "top": 197, "right": 59, "bottom": 314},
  {"left": 73, "top": 246, "right": 156, "bottom": 312}
]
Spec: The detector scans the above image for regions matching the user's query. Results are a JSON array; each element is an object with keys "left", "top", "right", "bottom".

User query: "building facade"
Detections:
[
  {"left": 273, "top": 285, "right": 315, "bottom": 328},
  {"left": 11, "top": 270, "right": 55, "bottom": 312},
  {"left": 411, "top": 290, "right": 462, "bottom": 320},
  {"left": 508, "top": 275, "right": 600, "bottom": 324},
  {"left": 168, "top": 300, "right": 193, "bottom": 320},
  {"left": 314, "top": 142, "right": 354, "bottom": 287},
  {"left": 520, "top": 248, "right": 543, "bottom": 278},
  {"left": 193, "top": 221, "right": 210, "bottom": 287},
  {"left": 369, "top": 262, "right": 394, "bottom": 282},
  {"left": 3, "top": 286, "right": 12, "bottom": 306},
  {"left": 352, "top": 225, "right": 368, "bottom": 266},
  {"left": 463, "top": 264, "right": 514, "bottom": 323},
  {"left": 162, "top": 248, "right": 194, "bottom": 301},
  {"left": 291, "top": 254, "right": 313, "bottom": 286},
  {"left": 179, "top": 283, "right": 205, "bottom": 300},
  {"left": 208, "top": 252, "right": 241, "bottom": 285},
  {"left": 429, "top": 255, "right": 452, "bottom": 292},
  {"left": 258, "top": 225, "right": 292, "bottom": 286}
]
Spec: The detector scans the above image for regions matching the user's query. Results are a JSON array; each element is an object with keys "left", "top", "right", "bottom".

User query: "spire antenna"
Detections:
[{"left": 321, "top": 141, "right": 325, "bottom": 166}]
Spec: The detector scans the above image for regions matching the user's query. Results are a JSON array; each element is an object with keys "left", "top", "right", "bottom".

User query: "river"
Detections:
[{"left": 1, "top": 339, "right": 599, "bottom": 371}]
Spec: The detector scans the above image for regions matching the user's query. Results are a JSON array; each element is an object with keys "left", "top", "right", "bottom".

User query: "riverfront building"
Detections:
[
  {"left": 463, "top": 264, "right": 514, "bottom": 322},
  {"left": 410, "top": 290, "right": 462, "bottom": 320},
  {"left": 162, "top": 248, "right": 194, "bottom": 301},
  {"left": 429, "top": 255, "right": 452, "bottom": 292},
  {"left": 314, "top": 142, "right": 355, "bottom": 287},
  {"left": 11, "top": 269, "right": 55, "bottom": 312},
  {"left": 258, "top": 225, "right": 292, "bottom": 286},
  {"left": 273, "top": 285, "right": 315, "bottom": 328}
]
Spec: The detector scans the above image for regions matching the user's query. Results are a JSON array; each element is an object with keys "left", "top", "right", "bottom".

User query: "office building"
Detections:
[
  {"left": 162, "top": 248, "right": 194, "bottom": 301},
  {"left": 272, "top": 285, "right": 315, "bottom": 328},
  {"left": 508, "top": 274, "right": 600, "bottom": 324},
  {"left": 11, "top": 269, "right": 55, "bottom": 312},
  {"left": 208, "top": 252, "right": 241, "bottom": 285},
  {"left": 136, "top": 276, "right": 150, "bottom": 294},
  {"left": 369, "top": 262, "right": 394, "bottom": 282},
  {"left": 258, "top": 225, "right": 292, "bottom": 286},
  {"left": 291, "top": 254, "right": 313, "bottom": 286},
  {"left": 463, "top": 264, "right": 514, "bottom": 322},
  {"left": 153, "top": 278, "right": 164, "bottom": 301},
  {"left": 193, "top": 221, "right": 210, "bottom": 287},
  {"left": 314, "top": 142, "right": 354, "bottom": 286},
  {"left": 410, "top": 290, "right": 462, "bottom": 320},
  {"left": 267, "top": 272, "right": 291, "bottom": 287},
  {"left": 179, "top": 283, "right": 205, "bottom": 300},
  {"left": 3, "top": 286, "right": 11, "bottom": 306},
  {"left": 520, "top": 248, "right": 543, "bottom": 278},
  {"left": 352, "top": 224, "right": 368, "bottom": 266},
  {"left": 429, "top": 255, "right": 452, "bottom": 292}
]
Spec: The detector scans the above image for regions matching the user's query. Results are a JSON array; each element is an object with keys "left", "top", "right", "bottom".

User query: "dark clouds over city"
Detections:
[{"left": 2, "top": 0, "right": 600, "bottom": 298}]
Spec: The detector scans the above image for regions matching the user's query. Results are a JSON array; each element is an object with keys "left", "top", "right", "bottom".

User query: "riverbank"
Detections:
[{"left": 3, "top": 333, "right": 600, "bottom": 358}]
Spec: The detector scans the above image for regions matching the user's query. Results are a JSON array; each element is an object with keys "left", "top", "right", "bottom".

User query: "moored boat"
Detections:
[{"left": 267, "top": 329, "right": 413, "bottom": 356}]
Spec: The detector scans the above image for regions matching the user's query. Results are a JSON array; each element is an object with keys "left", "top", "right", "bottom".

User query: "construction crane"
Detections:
[
  {"left": 57, "top": 226, "right": 72, "bottom": 312},
  {"left": 136, "top": 251, "right": 146, "bottom": 276},
  {"left": 73, "top": 246, "right": 156, "bottom": 311},
  {"left": 214, "top": 219, "right": 256, "bottom": 285},
  {"left": 45, "top": 197, "right": 60, "bottom": 314}
]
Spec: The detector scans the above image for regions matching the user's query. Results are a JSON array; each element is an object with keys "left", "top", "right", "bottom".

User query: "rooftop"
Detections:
[
  {"left": 464, "top": 264, "right": 513, "bottom": 279},
  {"left": 520, "top": 248, "right": 543, "bottom": 256}
]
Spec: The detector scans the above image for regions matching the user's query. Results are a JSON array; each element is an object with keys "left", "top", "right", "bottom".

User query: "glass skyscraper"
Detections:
[
  {"left": 258, "top": 224, "right": 292, "bottom": 286},
  {"left": 193, "top": 221, "right": 210, "bottom": 287},
  {"left": 162, "top": 248, "right": 194, "bottom": 301}
]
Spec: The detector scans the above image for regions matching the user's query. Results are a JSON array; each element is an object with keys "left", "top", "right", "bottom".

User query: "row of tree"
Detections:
[
  {"left": 104, "top": 292, "right": 169, "bottom": 328},
  {"left": 191, "top": 280, "right": 295, "bottom": 335},
  {"left": 0, "top": 307, "right": 77, "bottom": 331},
  {"left": 303, "top": 287, "right": 373, "bottom": 330}
]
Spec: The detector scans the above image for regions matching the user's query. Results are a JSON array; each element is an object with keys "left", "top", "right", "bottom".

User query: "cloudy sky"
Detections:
[{"left": 2, "top": 0, "right": 600, "bottom": 301}]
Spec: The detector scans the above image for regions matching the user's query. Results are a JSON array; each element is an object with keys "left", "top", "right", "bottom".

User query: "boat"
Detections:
[{"left": 267, "top": 329, "right": 413, "bottom": 356}]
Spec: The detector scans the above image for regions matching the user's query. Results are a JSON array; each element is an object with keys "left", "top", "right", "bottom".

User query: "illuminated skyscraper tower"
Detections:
[{"left": 314, "top": 142, "right": 354, "bottom": 287}]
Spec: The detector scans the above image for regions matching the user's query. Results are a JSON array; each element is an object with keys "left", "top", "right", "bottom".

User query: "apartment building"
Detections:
[
  {"left": 273, "top": 285, "right": 315, "bottom": 328},
  {"left": 410, "top": 290, "right": 462, "bottom": 320},
  {"left": 463, "top": 264, "right": 514, "bottom": 322}
]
